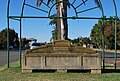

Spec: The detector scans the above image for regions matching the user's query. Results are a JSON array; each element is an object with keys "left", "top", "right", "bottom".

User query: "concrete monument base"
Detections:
[{"left": 22, "top": 40, "right": 101, "bottom": 74}]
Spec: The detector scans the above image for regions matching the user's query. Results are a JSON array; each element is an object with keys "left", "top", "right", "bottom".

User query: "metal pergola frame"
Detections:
[{"left": 7, "top": 0, "right": 118, "bottom": 69}]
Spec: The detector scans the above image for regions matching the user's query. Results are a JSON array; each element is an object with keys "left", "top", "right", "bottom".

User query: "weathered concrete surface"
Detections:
[{"left": 22, "top": 40, "right": 101, "bottom": 74}]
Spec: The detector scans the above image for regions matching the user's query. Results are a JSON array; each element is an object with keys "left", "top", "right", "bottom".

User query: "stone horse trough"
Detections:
[{"left": 22, "top": 40, "right": 101, "bottom": 74}]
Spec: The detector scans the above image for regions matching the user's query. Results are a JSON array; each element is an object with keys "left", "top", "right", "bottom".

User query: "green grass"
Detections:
[{"left": 0, "top": 61, "right": 120, "bottom": 81}]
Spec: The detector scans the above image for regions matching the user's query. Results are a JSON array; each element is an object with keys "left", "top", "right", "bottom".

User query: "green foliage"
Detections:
[
  {"left": 82, "top": 37, "right": 91, "bottom": 45},
  {"left": 71, "top": 37, "right": 80, "bottom": 44},
  {"left": 36, "top": 0, "right": 70, "bottom": 7},
  {"left": 37, "top": 0, "right": 70, "bottom": 40},
  {"left": 90, "top": 16, "right": 120, "bottom": 49},
  {"left": 49, "top": 14, "right": 57, "bottom": 26},
  {"left": 71, "top": 37, "right": 91, "bottom": 47},
  {"left": 0, "top": 28, "right": 18, "bottom": 49},
  {"left": 21, "top": 38, "right": 28, "bottom": 48},
  {"left": 117, "top": 21, "right": 120, "bottom": 46},
  {"left": 90, "top": 23, "right": 101, "bottom": 48},
  {"left": 50, "top": 26, "right": 57, "bottom": 42}
]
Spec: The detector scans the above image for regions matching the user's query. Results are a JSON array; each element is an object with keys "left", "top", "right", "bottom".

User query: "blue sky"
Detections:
[{"left": 0, "top": 0, "right": 120, "bottom": 42}]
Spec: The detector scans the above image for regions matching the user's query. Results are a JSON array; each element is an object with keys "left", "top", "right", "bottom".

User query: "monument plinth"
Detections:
[{"left": 22, "top": 40, "right": 101, "bottom": 74}]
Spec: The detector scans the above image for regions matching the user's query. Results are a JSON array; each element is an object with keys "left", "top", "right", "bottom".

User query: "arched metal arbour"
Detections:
[{"left": 7, "top": 0, "right": 118, "bottom": 69}]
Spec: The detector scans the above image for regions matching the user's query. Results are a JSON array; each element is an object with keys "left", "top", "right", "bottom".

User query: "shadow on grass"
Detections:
[
  {"left": 32, "top": 69, "right": 91, "bottom": 73},
  {"left": 67, "top": 70, "right": 90, "bottom": 73},
  {"left": 30, "top": 69, "right": 120, "bottom": 74},
  {"left": 102, "top": 69, "right": 120, "bottom": 73},
  {"left": 33, "top": 69, "right": 56, "bottom": 73}
]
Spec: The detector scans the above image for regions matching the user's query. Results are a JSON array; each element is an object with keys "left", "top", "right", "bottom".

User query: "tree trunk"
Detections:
[
  {"left": 63, "top": 0, "right": 68, "bottom": 40},
  {"left": 56, "top": 0, "right": 68, "bottom": 40}
]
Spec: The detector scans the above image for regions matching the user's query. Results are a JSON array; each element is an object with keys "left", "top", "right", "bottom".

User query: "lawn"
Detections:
[{"left": 0, "top": 61, "right": 120, "bottom": 81}]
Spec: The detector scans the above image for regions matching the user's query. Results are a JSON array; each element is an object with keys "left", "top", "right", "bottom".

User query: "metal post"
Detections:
[
  {"left": 98, "top": 0, "right": 105, "bottom": 69},
  {"left": 112, "top": 0, "right": 118, "bottom": 69},
  {"left": 19, "top": 19, "right": 22, "bottom": 67},
  {"left": 7, "top": 17, "right": 10, "bottom": 68},
  {"left": 9, "top": 16, "right": 110, "bottom": 19},
  {"left": 7, "top": 0, "right": 10, "bottom": 68},
  {"left": 19, "top": 0, "right": 26, "bottom": 67},
  {"left": 102, "top": 18, "right": 105, "bottom": 69}
]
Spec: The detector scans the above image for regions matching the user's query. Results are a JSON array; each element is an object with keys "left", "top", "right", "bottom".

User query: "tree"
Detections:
[
  {"left": 0, "top": 28, "right": 18, "bottom": 49},
  {"left": 50, "top": 26, "right": 57, "bottom": 42},
  {"left": 82, "top": 37, "right": 91, "bottom": 46},
  {"left": 49, "top": 14, "right": 57, "bottom": 42},
  {"left": 90, "top": 23, "right": 101, "bottom": 48},
  {"left": 71, "top": 37, "right": 80, "bottom": 44},
  {"left": 117, "top": 19, "right": 120, "bottom": 47},
  {"left": 91, "top": 16, "right": 120, "bottom": 49},
  {"left": 36, "top": 0, "right": 70, "bottom": 40},
  {"left": 36, "top": 0, "right": 102, "bottom": 40},
  {"left": 21, "top": 38, "right": 28, "bottom": 48}
]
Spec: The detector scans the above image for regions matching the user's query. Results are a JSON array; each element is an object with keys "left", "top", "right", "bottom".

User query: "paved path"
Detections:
[
  {"left": 0, "top": 50, "right": 25, "bottom": 66},
  {"left": 94, "top": 49, "right": 120, "bottom": 53},
  {"left": 97, "top": 50, "right": 120, "bottom": 68}
]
